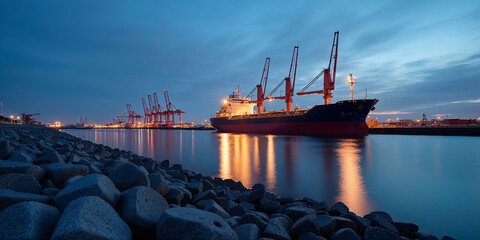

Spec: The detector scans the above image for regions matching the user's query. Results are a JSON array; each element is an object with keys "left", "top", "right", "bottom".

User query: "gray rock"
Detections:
[
  {"left": 259, "top": 197, "right": 281, "bottom": 214},
  {"left": 290, "top": 215, "right": 319, "bottom": 239},
  {"left": 239, "top": 201, "right": 255, "bottom": 211},
  {"left": 0, "top": 173, "right": 41, "bottom": 193},
  {"left": 0, "top": 140, "right": 10, "bottom": 160},
  {"left": 393, "top": 222, "right": 419, "bottom": 237},
  {"left": 330, "top": 228, "right": 361, "bottom": 240},
  {"left": 370, "top": 215, "right": 399, "bottom": 234},
  {"left": 248, "top": 188, "right": 265, "bottom": 203},
  {"left": 312, "top": 201, "right": 328, "bottom": 212},
  {"left": 412, "top": 232, "right": 439, "bottom": 240},
  {"left": 299, "top": 232, "right": 327, "bottom": 240},
  {"left": 159, "top": 159, "right": 170, "bottom": 169},
  {"left": 149, "top": 173, "right": 169, "bottom": 196},
  {"left": 165, "top": 188, "right": 184, "bottom": 205},
  {"left": 186, "top": 181, "right": 203, "bottom": 195},
  {"left": 192, "top": 189, "right": 217, "bottom": 204},
  {"left": 47, "top": 163, "right": 89, "bottom": 187},
  {"left": 118, "top": 186, "right": 168, "bottom": 238},
  {"left": 179, "top": 187, "right": 192, "bottom": 205},
  {"left": 205, "top": 200, "right": 231, "bottom": 218},
  {"left": 238, "top": 212, "right": 267, "bottom": 231},
  {"left": 0, "top": 201, "right": 60, "bottom": 240},
  {"left": 219, "top": 200, "right": 238, "bottom": 212},
  {"left": 264, "top": 216, "right": 292, "bottom": 240},
  {"left": 342, "top": 213, "right": 370, "bottom": 233},
  {"left": 42, "top": 187, "right": 61, "bottom": 197},
  {"left": 51, "top": 196, "right": 132, "bottom": 240},
  {"left": 108, "top": 163, "right": 150, "bottom": 191},
  {"left": 317, "top": 215, "right": 336, "bottom": 234},
  {"left": 68, "top": 154, "right": 82, "bottom": 163},
  {"left": 155, "top": 207, "right": 239, "bottom": 240},
  {"left": 62, "top": 175, "right": 83, "bottom": 188},
  {"left": 0, "top": 188, "right": 49, "bottom": 211},
  {"left": 7, "top": 151, "right": 33, "bottom": 163},
  {"left": 234, "top": 223, "right": 261, "bottom": 240},
  {"left": 54, "top": 173, "right": 121, "bottom": 210},
  {"left": 286, "top": 206, "right": 316, "bottom": 222},
  {"left": 332, "top": 216, "right": 357, "bottom": 231},
  {"left": 35, "top": 150, "right": 65, "bottom": 164},
  {"left": 364, "top": 226, "right": 402, "bottom": 240},
  {"left": 226, "top": 216, "right": 241, "bottom": 228},
  {"left": 270, "top": 213, "right": 293, "bottom": 225},
  {"left": 329, "top": 202, "right": 349, "bottom": 216},
  {"left": 227, "top": 204, "right": 249, "bottom": 217},
  {"left": 0, "top": 161, "right": 45, "bottom": 181},
  {"left": 365, "top": 211, "right": 394, "bottom": 223}
]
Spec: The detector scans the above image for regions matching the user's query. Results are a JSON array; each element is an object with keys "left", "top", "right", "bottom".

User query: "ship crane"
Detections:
[
  {"left": 245, "top": 57, "right": 270, "bottom": 113},
  {"left": 297, "top": 31, "right": 339, "bottom": 105},
  {"left": 126, "top": 104, "right": 142, "bottom": 126},
  {"left": 153, "top": 93, "right": 164, "bottom": 126},
  {"left": 142, "top": 98, "right": 152, "bottom": 126},
  {"left": 265, "top": 46, "right": 299, "bottom": 112},
  {"left": 163, "top": 90, "right": 185, "bottom": 126}
]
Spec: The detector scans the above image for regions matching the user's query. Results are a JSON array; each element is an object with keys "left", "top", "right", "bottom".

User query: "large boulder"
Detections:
[
  {"left": 263, "top": 216, "right": 292, "bottom": 240},
  {"left": 328, "top": 202, "right": 349, "bottom": 216},
  {"left": 51, "top": 196, "right": 132, "bottom": 240},
  {"left": 290, "top": 215, "right": 320, "bottom": 239},
  {"left": 204, "top": 200, "right": 231, "bottom": 218},
  {"left": 330, "top": 228, "right": 361, "bottom": 240},
  {"left": 117, "top": 186, "right": 168, "bottom": 238},
  {"left": 7, "top": 151, "right": 34, "bottom": 163},
  {"left": 149, "top": 173, "right": 169, "bottom": 196},
  {"left": 108, "top": 163, "right": 150, "bottom": 191},
  {"left": 317, "top": 215, "right": 336, "bottom": 234},
  {"left": 155, "top": 207, "right": 239, "bottom": 240},
  {"left": 0, "top": 201, "right": 60, "bottom": 240},
  {"left": 0, "top": 140, "right": 10, "bottom": 160},
  {"left": 0, "top": 173, "right": 41, "bottom": 194},
  {"left": 35, "top": 150, "right": 65, "bottom": 164},
  {"left": 364, "top": 226, "right": 402, "bottom": 240},
  {"left": 286, "top": 206, "right": 316, "bottom": 222},
  {"left": 234, "top": 223, "right": 261, "bottom": 240},
  {"left": 54, "top": 173, "right": 121, "bottom": 210},
  {"left": 46, "top": 163, "right": 89, "bottom": 187},
  {"left": 0, "top": 188, "right": 49, "bottom": 211},
  {"left": 0, "top": 161, "right": 45, "bottom": 181}
]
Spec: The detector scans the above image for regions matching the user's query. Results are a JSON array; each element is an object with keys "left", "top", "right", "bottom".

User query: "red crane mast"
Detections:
[
  {"left": 265, "top": 46, "right": 299, "bottom": 112},
  {"left": 163, "top": 90, "right": 184, "bottom": 126},
  {"left": 142, "top": 98, "right": 152, "bottom": 126},
  {"left": 153, "top": 93, "right": 164, "bottom": 126},
  {"left": 297, "top": 31, "right": 339, "bottom": 105},
  {"left": 246, "top": 57, "right": 270, "bottom": 114}
]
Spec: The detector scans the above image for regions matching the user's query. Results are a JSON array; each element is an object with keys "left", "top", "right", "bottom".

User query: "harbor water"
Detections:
[{"left": 63, "top": 129, "right": 480, "bottom": 239}]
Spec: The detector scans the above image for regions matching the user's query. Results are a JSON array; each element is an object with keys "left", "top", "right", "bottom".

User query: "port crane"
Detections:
[
  {"left": 126, "top": 104, "right": 142, "bottom": 126},
  {"left": 163, "top": 90, "right": 184, "bottom": 126},
  {"left": 142, "top": 98, "right": 152, "bottom": 126},
  {"left": 245, "top": 57, "right": 270, "bottom": 114},
  {"left": 153, "top": 93, "right": 164, "bottom": 126},
  {"left": 265, "top": 46, "right": 299, "bottom": 112},
  {"left": 297, "top": 31, "right": 339, "bottom": 105},
  {"left": 20, "top": 113, "right": 40, "bottom": 124}
]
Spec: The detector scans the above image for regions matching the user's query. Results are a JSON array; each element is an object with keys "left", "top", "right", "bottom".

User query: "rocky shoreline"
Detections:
[{"left": 0, "top": 124, "right": 454, "bottom": 240}]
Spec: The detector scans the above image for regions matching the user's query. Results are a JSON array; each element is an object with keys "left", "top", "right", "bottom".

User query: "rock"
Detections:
[
  {"left": 441, "top": 236, "right": 455, "bottom": 240},
  {"left": 54, "top": 173, "right": 121, "bottom": 210},
  {"left": 42, "top": 187, "right": 61, "bottom": 197},
  {"left": 259, "top": 197, "right": 281, "bottom": 213},
  {"left": 205, "top": 200, "right": 231, "bottom": 218},
  {"left": 0, "top": 173, "right": 41, "bottom": 193},
  {"left": 46, "top": 163, "right": 89, "bottom": 187},
  {"left": 365, "top": 211, "right": 394, "bottom": 223},
  {"left": 364, "top": 226, "right": 402, "bottom": 240},
  {"left": 108, "top": 162, "right": 150, "bottom": 191},
  {"left": 149, "top": 173, "right": 169, "bottom": 196},
  {"left": 68, "top": 154, "right": 82, "bottom": 163},
  {"left": 412, "top": 232, "right": 439, "bottom": 240},
  {"left": 202, "top": 179, "right": 216, "bottom": 191},
  {"left": 264, "top": 216, "right": 292, "bottom": 240},
  {"left": 165, "top": 188, "right": 184, "bottom": 205},
  {"left": 220, "top": 200, "right": 238, "bottom": 211},
  {"left": 118, "top": 186, "right": 169, "bottom": 238},
  {"left": 179, "top": 187, "right": 192, "bottom": 205},
  {"left": 332, "top": 216, "right": 356, "bottom": 231},
  {"left": 312, "top": 201, "right": 328, "bottom": 212},
  {"left": 248, "top": 188, "right": 265, "bottom": 203},
  {"left": 0, "top": 140, "right": 10, "bottom": 159},
  {"left": 226, "top": 189, "right": 239, "bottom": 201},
  {"left": 342, "top": 213, "right": 370, "bottom": 233},
  {"left": 290, "top": 215, "right": 319, "bottom": 239},
  {"left": 317, "top": 215, "right": 336, "bottom": 234},
  {"left": 330, "top": 228, "right": 361, "bottom": 240},
  {"left": 35, "top": 150, "right": 65, "bottom": 164},
  {"left": 299, "top": 232, "right": 327, "bottom": 240},
  {"left": 393, "top": 222, "right": 419, "bottom": 237},
  {"left": 286, "top": 206, "right": 316, "bottom": 222},
  {"left": 238, "top": 212, "right": 268, "bottom": 231},
  {"left": 227, "top": 204, "right": 249, "bottom": 217},
  {"left": 159, "top": 159, "right": 170, "bottom": 169},
  {"left": 192, "top": 189, "right": 217, "bottom": 204},
  {"left": 51, "top": 196, "right": 132, "bottom": 240},
  {"left": 0, "top": 201, "right": 60, "bottom": 240},
  {"left": 252, "top": 183, "right": 265, "bottom": 190},
  {"left": 329, "top": 202, "right": 349, "bottom": 216},
  {"left": 226, "top": 216, "right": 241, "bottom": 228},
  {"left": 302, "top": 197, "right": 318, "bottom": 207},
  {"left": 234, "top": 223, "right": 261, "bottom": 240},
  {"left": 0, "top": 161, "right": 45, "bottom": 181},
  {"left": 7, "top": 151, "right": 33, "bottom": 163},
  {"left": 155, "top": 207, "right": 239, "bottom": 240},
  {"left": 370, "top": 215, "right": 399, "bottom": 234},
  {"left": 62, "top": 175, "right": 83, "bottom": 188},
  {"left": 186, "top": 181, "right": 203, "bottom": 195},
  {"left": 0, "top": 188, "right": 49, "bottom": 211},
  {"left": 271, "top": 213, "right": 293, "bottom": 225}
]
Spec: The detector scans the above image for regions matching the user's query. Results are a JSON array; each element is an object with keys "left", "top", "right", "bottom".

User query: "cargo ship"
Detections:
[{"left": 210, "top": 32, "right": 378, "bottom": 136}]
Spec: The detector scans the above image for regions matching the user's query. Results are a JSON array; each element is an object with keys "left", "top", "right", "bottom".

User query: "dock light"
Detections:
[{"left": 223, "top": 99, "right": 227, "bottom": 104}]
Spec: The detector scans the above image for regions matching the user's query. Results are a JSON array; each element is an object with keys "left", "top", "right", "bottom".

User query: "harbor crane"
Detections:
[
  {"left": 153, "top": 93, "right": 164, "bottom": 125},
  {"left": 245, "top": 57, "right": 270, "bottom": 113},
  {"left": 297, "top": 31, "right": 339, "bottom": 105},
  {"left": 163, "top": 90, "right": 184, "bottom": 126},
  {"left": 266, "top": 46, "right": 299, "bottom": 112},
  {"left": 126, "top": 104, "right": 142, "bottom": 126},
  {"left": 142, "top": 98, "right": 152, "bottom": 126},
  {"left": 20, "top": 113, "right": 39, "bottom": 124}
]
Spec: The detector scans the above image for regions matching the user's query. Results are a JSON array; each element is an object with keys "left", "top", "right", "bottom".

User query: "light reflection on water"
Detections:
[{"left": 63, "top": 129, "right": 480, "bottom": 239}]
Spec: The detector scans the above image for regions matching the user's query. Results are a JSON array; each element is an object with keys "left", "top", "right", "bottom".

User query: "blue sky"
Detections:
[{"left": 1, "top": 0, "right": 479, "bottom": 124}]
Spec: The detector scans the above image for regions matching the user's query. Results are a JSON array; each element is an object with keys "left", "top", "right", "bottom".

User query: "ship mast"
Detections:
[{"left": 347, "top": 73, "right": 356, "bottom": 100}]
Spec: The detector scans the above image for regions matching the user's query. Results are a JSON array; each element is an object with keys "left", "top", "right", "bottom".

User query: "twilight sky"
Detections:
[{"left": 1, "top": 0, "right": 479, "bottom": 124}]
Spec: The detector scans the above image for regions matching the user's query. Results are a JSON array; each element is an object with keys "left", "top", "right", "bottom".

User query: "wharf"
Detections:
[{"left": 369, "top": 126, "right": 480, "bottom": 136}]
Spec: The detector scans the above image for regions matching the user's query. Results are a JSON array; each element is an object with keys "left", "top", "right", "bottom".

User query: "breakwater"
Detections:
[{"left": 0, "top": 124, "right": 454, "bottom": 239}]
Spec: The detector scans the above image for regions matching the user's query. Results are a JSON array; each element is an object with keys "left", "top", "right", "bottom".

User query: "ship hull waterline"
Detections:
[{"left": 210, "top": 99, "right": 378, "bottom": 136}]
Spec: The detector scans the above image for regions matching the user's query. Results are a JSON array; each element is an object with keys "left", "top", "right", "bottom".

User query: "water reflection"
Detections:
[{"left": 335, "top": 139, "right": 370, "bottom": 215}]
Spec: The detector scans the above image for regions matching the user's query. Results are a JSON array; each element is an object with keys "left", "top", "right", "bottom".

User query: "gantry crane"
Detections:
[
  {"left": 126, "top": 104, "right": 142, "bottom": 126},
  {"left": 20, "top": 113, "right": 39, "bottom": 124},
  {"left": 142, "top": 98, "right": 152, "bottom": 126},
  {"left": 297, "top": 31, "right": 339, "bottom": 105},
  {"left": 163, "top": 90, "right": 184, "bottom": 126},
  {"left": 153, "top": 93, "right": 164, "bottom": 126},
  {"left": 245, "top": 57, "right": 270, "bottom": 114},
  {"left": 265, "top": 46, "right": 299, "bottom": 112}
]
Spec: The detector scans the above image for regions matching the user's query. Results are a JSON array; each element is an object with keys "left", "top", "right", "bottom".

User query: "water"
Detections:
[{"left": 63, "top": 129, "right": 480, "bottom": 239}]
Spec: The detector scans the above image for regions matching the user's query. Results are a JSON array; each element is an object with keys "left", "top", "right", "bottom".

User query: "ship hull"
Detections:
[{"left": 210, "top": 99, "right": 378, "bottom": 136}]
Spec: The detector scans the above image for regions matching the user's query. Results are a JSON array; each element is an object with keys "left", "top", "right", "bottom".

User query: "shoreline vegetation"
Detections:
[{"left": 0, "top": 124, "right": 454, "bottom": 239}]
